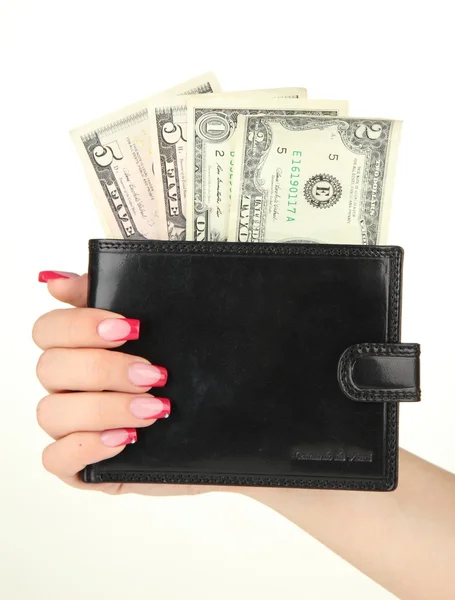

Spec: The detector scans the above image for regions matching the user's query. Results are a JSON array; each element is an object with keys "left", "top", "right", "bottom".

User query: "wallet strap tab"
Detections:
[{"left": 338, "top": 343, "right": 421, "bottom": 403}]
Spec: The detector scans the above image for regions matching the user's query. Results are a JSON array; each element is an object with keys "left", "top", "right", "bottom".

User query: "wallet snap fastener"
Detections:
[{"left": 337, "top": 343, "right": 421, "bottom": 402}]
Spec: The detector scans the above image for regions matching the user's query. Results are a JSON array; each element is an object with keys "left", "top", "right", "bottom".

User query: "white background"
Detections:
[{"left": 1, "top": 1, "right": 454, "bottom": 598}]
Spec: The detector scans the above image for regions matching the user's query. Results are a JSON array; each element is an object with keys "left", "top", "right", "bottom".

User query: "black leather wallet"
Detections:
[{"left": 82, "top": 240, "right": 420, "bottom": 491}]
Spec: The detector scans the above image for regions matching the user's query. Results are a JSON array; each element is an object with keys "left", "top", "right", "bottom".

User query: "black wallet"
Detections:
[{"left": 82, "top": 240, "right": 420, "bottom": 491}]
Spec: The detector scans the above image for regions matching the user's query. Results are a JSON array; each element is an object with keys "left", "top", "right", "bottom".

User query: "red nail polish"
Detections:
[
  {"left": 128, "top": 363, "right": 168, "bottom": 387},
  {"left": 100, "top": 427, "right": 137, "bottom": 447},
  {"left": 146, "top": 396, "right": 171, "bottom": 419},
  {"left": 123, "top": 319, "right": 140, "bottom": 341},
  {"left": 124, "top": 427, "right": 138, "bottom": 444},
  {"left": 154, "top": 367, "right": 168, "bottom": 387},
  {"left": 151, "top": 397, "right": 171, "bottom": 419},
  {"left": 130, "top": 396, "right": 171, "bottom": 419},
  {"left": 97, "top": 318, "right": 140, "bottom": 342},
  {"left": 38, "top": 271, "right": 78, "bottom": 282}
]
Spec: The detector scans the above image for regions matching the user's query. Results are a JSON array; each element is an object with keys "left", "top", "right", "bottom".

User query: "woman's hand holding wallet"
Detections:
[{"left": 33, "top": 271, "right": 217, "bottom": 496}]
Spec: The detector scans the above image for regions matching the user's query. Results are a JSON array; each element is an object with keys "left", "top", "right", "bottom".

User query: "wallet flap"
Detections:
[{"left": 338, "top": 343, "right": 421, "bottom": 402}]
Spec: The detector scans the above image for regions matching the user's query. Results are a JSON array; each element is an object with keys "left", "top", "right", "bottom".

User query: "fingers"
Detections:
[
  {"left": 41, "top": 432, "right": 211, "bottom": 496},
  {"left": 37, "top": 391, "right": 171, "bottom": 439},
  {"left": 41, "top": 430, "right": 220, "bottom": 495},
  {"left": 41, "top": 430, "right": 137, "bottom": 481},
  {"left": 39, "top": 271, "right": 88, "bottom": 308},
  {"left": 35, "top": 270, "right": 173, "bottom": 492},
  {"left": 32, "top": 307, "right": 139, "bottom": 350},
  {"left": 36, "top": 347, "right": 168, "bottom": 393}
]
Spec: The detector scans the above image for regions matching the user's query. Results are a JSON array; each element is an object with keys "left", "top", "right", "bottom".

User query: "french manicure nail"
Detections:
[
  {"left": 128, "top": 363, "right": 168, "bottom": 387},
  {"left": 130, "top": 396, "right": 171, "bottom": 419},
  {"left": 101, "top": 427, "right": 137, "bottom": 447},
  {"left": 97, "top": 318, "right": 140, "bottom": 342},
  {"left": 38, "top": 271, "right": 79, "bottom": 282}
]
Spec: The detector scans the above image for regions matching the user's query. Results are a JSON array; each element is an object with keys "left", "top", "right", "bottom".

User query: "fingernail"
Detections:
[
  {"left": 128, "top": 363, "right": 168, "bottom": 387},
  {"left": 38, "top": 271, "right": 79, "bottom": 282},
  {"left": 97, "top": 318, "right": 140, "bottom": 342},
  {"left": 130, "top": 396, "right": 171, "bottom": 419},
  {"left": 101, "top": 427, "right": 137, "bottom": 447}
]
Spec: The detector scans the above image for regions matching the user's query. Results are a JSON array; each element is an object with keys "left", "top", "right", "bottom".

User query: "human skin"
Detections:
[{"left": 34, "top": 272, "right": 455, "bottom": 600}]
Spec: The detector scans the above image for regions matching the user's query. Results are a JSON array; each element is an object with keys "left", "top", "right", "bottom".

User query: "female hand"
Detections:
[{"left": 33, "top": 271, "right": 230, "bottom": 497}]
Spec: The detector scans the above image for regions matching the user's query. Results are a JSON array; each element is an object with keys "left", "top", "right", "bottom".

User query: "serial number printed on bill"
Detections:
[{"left": 287, "top": 150, "right": 303, "bottom": 222}]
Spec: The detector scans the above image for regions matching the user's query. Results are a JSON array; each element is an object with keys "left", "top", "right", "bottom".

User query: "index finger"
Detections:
[{"left": 39, "top": 272, "right": 88, "bottom": 308}]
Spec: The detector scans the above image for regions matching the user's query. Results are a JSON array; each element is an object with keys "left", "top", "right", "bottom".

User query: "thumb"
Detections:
[{"left": 38, "top": 272, "right": 88, "bottom": 308}]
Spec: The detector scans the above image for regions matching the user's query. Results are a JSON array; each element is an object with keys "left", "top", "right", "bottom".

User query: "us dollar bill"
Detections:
[
  {"left": 228, "top": 115, "right": 402, "bottom": 244},
  {"left": 70, "top": 72, "right": 220, "bottom": 240},
  {"left": 150, "top": 89, "right": 306, "bottom": 240},
  {"left": 186, "top": 97, "right": 348, "bottom": 242}
]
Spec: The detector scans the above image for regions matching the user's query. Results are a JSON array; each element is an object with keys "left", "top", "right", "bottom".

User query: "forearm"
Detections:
[{"left": 243, "top": 450, "right": 455, "bottom": 600}]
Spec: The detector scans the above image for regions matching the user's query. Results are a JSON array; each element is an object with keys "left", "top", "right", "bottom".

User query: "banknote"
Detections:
[
  {"left": 228, "top": 115, "right": 402, "bottom": 244},
  {"left": 186, "top": 97, "right": 349, "bottom": 242},
  {"left": 70, "top": 72, "right": 220, "bottom": 239},
  {"left": 150, "top": 89, "right": 307, "bottom": 240}
]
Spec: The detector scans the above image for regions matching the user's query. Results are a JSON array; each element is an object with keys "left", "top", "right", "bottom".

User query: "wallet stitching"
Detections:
[
  {"left": 387, "top": 252, "right": 401, "bottom": 489},
  {"left": 83, "top": 471, "right": 396, "bottom": 491},
  {"left": 91, "top": 240, "right": 402, "bottom": 260},
  {"left": 85, "top": 242, "right": 404, "bottom": 490},
  {"left": 338, "top": 343, "right": 420, "bottom": 401}
]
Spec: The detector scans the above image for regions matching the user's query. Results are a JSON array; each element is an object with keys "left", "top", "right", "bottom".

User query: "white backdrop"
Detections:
[{"left": 1, "top": 1, "right": 454, "bottom": 598}]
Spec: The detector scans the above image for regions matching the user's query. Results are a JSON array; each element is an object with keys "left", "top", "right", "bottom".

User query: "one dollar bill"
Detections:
[
  {"left": 150, "top": 89, "right": 307, "bottom": 240},
  {"left": 186, "top": 97, "right": 348, "bottom": 242},
  {"left": 70, "top": 72, "right": 220, "bottom": 240},
  {"left": 228, "top": 114, "right": 402, "bottom": 244}
]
